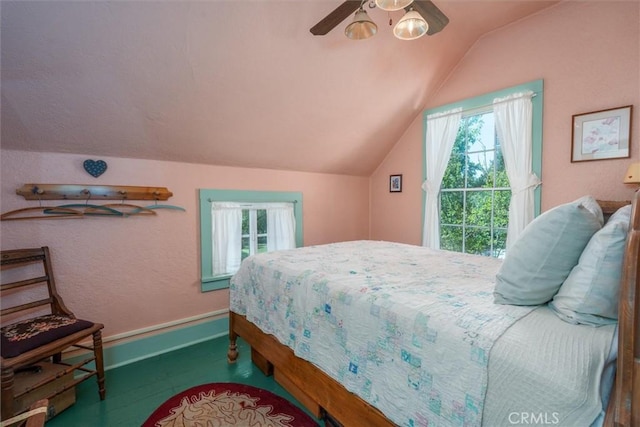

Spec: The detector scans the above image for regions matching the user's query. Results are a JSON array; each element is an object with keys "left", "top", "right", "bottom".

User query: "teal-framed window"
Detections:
[
  {"left": 199, "top": 189, "right": 303, "bottom": 292},
  {"left": 422, "top": 80, "right": 543, "bottom": 255}
]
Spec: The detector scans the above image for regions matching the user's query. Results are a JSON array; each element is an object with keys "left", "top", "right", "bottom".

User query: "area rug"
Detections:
[{"left": 142, "top": 382, "right": 319, "bottom": 427}]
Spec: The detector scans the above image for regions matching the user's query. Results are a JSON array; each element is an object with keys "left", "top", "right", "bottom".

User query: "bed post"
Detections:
[
  {"left": 228, "top": 312, "right": 239, "bottom": 363},
  {"left": 605, "top": 191, "right": 639, "bottom": 427}
]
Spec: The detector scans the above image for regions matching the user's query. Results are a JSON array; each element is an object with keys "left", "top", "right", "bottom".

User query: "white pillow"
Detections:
[
  {"left": 549, "top": 204, "right": 631, "bottom": 326},
  {"left": 494, "top": 196, "right": 603, "bottom": 306}
]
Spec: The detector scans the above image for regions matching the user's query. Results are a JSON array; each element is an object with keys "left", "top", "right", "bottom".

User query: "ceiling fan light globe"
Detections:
[
  {"left": 375, "top": 0, "right": 414, "bottom": 12},
  {"left": 393, "top": 10, "right": 428, "bottom": 40},
  {"left": 345, "top": 9, "right": 378, "bottom": 40}
]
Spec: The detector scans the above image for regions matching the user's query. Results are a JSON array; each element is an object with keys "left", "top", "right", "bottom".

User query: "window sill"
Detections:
[{"left": 201, "top": 274, "right": 232, "bottom": 292}]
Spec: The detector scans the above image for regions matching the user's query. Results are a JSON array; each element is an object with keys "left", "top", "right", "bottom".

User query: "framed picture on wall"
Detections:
[
  {"left": 390, "top": 174, "right": 402, "bottom": 193},
  {"left": 571, "top": 105, "right": 632, "bottom": 162}
]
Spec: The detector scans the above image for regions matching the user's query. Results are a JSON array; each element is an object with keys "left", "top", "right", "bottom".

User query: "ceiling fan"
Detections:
[{"left": 310, "top": 0, "right": 449, "bottom": 40}]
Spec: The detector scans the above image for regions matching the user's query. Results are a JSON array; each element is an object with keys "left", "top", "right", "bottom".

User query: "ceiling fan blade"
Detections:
[
  {"left": 410, "top": 0, "right": 449, "bottom": 35},
  {"left": 310, "top": 1, "right": 362, "bottom": 36}
]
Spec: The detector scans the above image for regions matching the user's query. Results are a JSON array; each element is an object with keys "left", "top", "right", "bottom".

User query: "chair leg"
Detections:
[
  {"left": 1, "top": 367, "right": 15, "bottom": 420},
  {"left": 93, "top": 330, "right": 106, "bottom": 400}
]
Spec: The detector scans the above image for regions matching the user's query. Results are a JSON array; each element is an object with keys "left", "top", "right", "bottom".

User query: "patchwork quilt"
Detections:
[{"left": 230, "top": 240, "right": 535, "bottom": 426}]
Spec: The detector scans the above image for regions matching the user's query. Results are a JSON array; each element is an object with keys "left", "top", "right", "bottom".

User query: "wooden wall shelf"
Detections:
[{"left": 16, "top": 184, "right": 173, "bottom": 201}]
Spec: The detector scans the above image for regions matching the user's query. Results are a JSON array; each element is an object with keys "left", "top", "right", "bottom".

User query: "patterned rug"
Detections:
[{"left": 142, "top": 382, "right": 319, "bottom": 427}]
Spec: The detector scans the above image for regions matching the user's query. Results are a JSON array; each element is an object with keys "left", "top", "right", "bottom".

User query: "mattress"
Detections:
[{"left": 230, "top": 240, "right": 615, "bottom": 427}]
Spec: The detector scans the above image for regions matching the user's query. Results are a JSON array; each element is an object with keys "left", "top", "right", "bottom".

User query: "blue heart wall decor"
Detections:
[{"left": 83, "top": 159, "right": 108, "bottom": 178}]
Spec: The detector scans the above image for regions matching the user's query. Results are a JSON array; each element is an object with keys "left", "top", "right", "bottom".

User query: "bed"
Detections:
[{"left": 227, "top": 193, "right": 639, "bottom": 427}]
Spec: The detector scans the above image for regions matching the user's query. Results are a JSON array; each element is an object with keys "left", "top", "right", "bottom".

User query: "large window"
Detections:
[
  {"left": 440, "top": 110, "right": 510, "bottom": 257},
  {"left": 422, "top": 80, "right": 543, "bottom": 257},
  {"left": 199, "top": 190, "right": 303, "bottom": 292}
]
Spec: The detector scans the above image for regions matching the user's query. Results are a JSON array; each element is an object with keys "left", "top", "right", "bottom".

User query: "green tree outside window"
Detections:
[{"left": 440, "top": 112, "right": 510, "bottom": 258}]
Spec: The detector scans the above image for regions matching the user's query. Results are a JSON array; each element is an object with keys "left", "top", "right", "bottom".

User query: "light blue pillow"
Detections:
[
  {"left": 549, "top": 204, "right": 631, "bottom": 326},
  {"left": 494, "top": 196, "right": 603, "bottom": 306}
]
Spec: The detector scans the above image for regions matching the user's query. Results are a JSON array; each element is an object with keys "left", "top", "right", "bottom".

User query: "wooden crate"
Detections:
[{"left": 13, "top": 362, "right": 76, "bottom": 420}]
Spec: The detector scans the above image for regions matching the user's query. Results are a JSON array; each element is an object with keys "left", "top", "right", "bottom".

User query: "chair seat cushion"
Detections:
[{"left": 1, "top": 314, "right": 94, "bottom": 358}]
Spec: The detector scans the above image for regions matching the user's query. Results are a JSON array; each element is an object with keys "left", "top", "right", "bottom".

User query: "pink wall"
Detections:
[
  {"left": 371, "top": 1, "right": 640, "bottom": 245},
  {"left": 0, "top": 150, "right": 369, "bottom": 338}
]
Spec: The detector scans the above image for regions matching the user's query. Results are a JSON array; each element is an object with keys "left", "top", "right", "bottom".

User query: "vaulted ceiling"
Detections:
[{"left": 1, "top": 0, "right": 558, "bottom": 176}]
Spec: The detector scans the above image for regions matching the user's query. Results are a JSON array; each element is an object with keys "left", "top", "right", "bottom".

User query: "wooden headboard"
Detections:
[
  {"left": 603, "top": 192, "right": 639, "bottom": 427},
  {"left": 598, "top": 199, "right": 633, "bottom": 221}
]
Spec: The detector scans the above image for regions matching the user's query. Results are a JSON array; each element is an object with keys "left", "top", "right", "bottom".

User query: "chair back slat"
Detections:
[
  {"left": 0, "top": 246, "right": 72, "bottom": 326},
  {"left": 0, "top": 248, "right": 46, "bottom": 266},
  {"left": 1, "top": 298, "right": 53, "bottom": 316},
  {"left": 1, "top": 276, "right": 49, "bottom": 291}
]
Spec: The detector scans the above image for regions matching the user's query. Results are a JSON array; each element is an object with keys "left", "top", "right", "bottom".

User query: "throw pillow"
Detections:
[
  {"left": 549, "top": 204, "right": 631, "bottom": 326},
  {"left": 494, "top": 196, "right": 603, "bottom": 306}
]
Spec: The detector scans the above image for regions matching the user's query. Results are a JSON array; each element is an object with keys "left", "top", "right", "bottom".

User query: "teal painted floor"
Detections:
[{"left": 45, "top": 336, "right": 320, "bottom": 426}]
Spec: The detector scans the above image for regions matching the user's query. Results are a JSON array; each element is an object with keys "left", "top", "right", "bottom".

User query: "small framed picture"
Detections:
[
  {"left": 571, "top": 105, "right": 632, "bottom": 162},
  {"left": 389, "top": 174, "right": 402, "bottom": 193}
]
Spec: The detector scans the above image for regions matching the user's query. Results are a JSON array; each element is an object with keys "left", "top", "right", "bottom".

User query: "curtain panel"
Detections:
[
  {"left": 266, "top": 203, "right": 296, "bottom": 252},
  {"left": 493, "top": 91, "right": 541, "bottom": 249},
  {"left": 210, "top": 202, "right": 242, "bottom": 276},
  {"left": 422, "top": 108, "right": 462, "bottom": 248}
]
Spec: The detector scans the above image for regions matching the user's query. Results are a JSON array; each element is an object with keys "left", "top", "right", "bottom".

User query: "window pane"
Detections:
[
  {"left": 242, "top": 210, "right": 250, "bottom": 234},
  {"left": 441, "top": 191, "right": 463, "bottom": 225},
  {"left": 442, "top": 153, "right": 466, "bottom": 189},
  {"left": 256, "top": 209, "right": 267, "bottom": 234},
  {"left": 466, "top": 191, "right": 493, "bottom": 227},
  {"left": 257, "top": 235, "right": 267, "bottom": 254},
  {"left": 464, "top": 227, "right": 492, "bottom": 256},
  {"left": 493, "top": 190, "right": 511, "bottom": 227},
  {"left": 467, "top": 150, "right": 494, "bottom": 188},
  {"left": 494, "top": 148, "right": 509, "bottom": 187},
  {"left": 495, "top": 145, "right": 505, "bottom": 174},
  {"left": 241, "top": 236, "right": 250, "bottom": 260},
  {"left": 468, "top": 112, "right": 495, "bottom": 153},
  {"left": 460, "top": 116, "right": 479, "bottom": 154},
  {"left": 492, "top": 229, "right": 508, "bottom": 258},
  {"left": 440, "top": 225, "right": 462, "bottom": 252}
]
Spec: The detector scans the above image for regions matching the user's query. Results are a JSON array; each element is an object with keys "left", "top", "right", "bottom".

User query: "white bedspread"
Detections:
[
  {"left": 484, "top": 306, "right": 616, "bottom": 427},
  {"left": 231, "top": 240, "right": 537, "bottom": 426}
]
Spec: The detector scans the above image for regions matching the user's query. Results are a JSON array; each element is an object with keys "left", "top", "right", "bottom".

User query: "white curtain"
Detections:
[
  {"left": 266, "top": 203, "right": 296, "bottom": 251},
  {"left": 493, "top": 91, "right": 541, "bottom": 249},
  {"left": 422, "top": 108, "right": 462, "bottom": 248},
  {"left": 211, "top": 202, "right": 242, "bottom": 276}
]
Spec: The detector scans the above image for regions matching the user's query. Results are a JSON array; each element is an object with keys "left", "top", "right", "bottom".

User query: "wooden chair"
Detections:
[{"left": 0, "top": 247, "right": 105, "bottom": 421}]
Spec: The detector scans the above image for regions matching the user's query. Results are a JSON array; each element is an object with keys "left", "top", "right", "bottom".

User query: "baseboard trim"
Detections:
[
  {"left": 67, "top": 311, "right": 230, "bottom": 371},
  {"left": 104, "top": 309, "right": 229, "bottom": 344}
]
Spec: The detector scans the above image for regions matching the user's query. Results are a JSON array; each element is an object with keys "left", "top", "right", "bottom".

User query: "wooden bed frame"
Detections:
[{"left": 228, "top": 193, "right": 640, "bottom": 427}]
